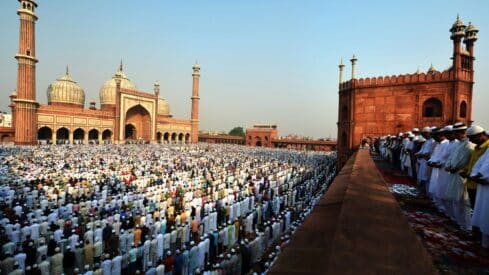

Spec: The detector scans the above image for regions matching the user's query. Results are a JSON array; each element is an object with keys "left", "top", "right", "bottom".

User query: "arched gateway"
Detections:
[{"left": 125, "top": 105, "right": 152, "bottom": 141}]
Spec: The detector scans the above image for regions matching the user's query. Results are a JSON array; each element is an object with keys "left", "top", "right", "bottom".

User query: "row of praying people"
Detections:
[
  {"left": 0, "top": 143, "right": 336, "bottom": 275},
  {"left": 375, "top": 123, "right": 489, "bottom": 249}
]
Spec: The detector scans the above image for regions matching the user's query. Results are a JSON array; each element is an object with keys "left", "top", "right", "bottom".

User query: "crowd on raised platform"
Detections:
[
  {"left": 0, "top": 144, "right": 335, "bottom": 275},
  {"left": 375, "top": 123, "right": 489, "bottom": 249}
]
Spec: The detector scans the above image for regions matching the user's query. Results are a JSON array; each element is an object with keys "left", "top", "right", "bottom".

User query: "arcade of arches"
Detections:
[
  {"left": 36, "top": 126, "right": 113, "bottom": 144},
  {"left": 155, "top": 131, "right": 190, "bottom": 144},
  {"left": 35, "top": 125, "right": 190, "bottom": 145}
]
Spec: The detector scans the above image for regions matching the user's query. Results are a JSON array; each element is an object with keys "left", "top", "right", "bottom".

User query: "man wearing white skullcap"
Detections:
[
  {"left": 416, "top": 127, "right": 435, "bottom": 188},
  {"left": 400, "top": 132, "right": 411, "bottom": 171},
  {"left": 462, "top": 125, "right": 489, "bottom": 208},
  {"left": 403, "top": 133, "right": 416, "bottom": 177},
  {"left": 444, "top": 122, "right": 473, "bottom": 230},
  {"left": 469, "top": 128, "right": 489, "bottom": 248},
  {"left": 427, "top": 127, "right": 450, "bottom": 208},
  {"left": 432, "top": 126, "right": 460, "bottom": 215}
]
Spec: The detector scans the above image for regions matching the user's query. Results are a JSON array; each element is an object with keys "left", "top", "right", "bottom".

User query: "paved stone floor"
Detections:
[{"left": 372, "top": 153, "right": 489, "bottom": 275}]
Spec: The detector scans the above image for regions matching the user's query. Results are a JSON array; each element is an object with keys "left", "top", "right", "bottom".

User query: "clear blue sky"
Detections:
[{"left": 1, "top": 0, "right": 488, "bottom": 138}]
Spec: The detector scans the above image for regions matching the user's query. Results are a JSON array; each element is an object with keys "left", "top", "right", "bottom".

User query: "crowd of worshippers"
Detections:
[
  {"left": 0, "top": 144, "right": 336, "bottom": 275},
  {"left": 374, "top": 123, "right": 489, "bottom": 249}
]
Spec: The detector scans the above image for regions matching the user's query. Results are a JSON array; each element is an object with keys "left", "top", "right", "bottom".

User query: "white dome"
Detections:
[
  {"left": 47, "top": 69, "right": 85, "bottom": 107},
  {"left": 99, "top": 67, "right": 137, "bottom": 105}
]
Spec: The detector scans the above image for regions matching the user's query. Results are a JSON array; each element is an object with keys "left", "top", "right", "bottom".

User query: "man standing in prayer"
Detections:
[
  {"left": 469, "top": 130, "right": 489, "bottom": 249},
  {"left": 444, "top": 123, "right": 473, "bottom": 230},
  {"left": 416, "top": 127, "right": 435, "bottom": 191},
  {"left": 428, "top": 127, "right": 450, "bottom": 208},
  {"left": 462, "top": 125, "right": 489, "bottom": 208}
]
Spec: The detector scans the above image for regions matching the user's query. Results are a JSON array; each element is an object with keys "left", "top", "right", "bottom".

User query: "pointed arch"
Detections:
[
  {"left": 56, "top": 127, "right": 69, "bottom": 144},
  {"left": 459, "top": 101, "right": 467, "bottom": 118},
  {"left": 37, "top": 126, "right": 53, "bottom": 141},
  {"left": 73, "top": 128, "right": 85, "bottom": 144},
  {"left": 88, "top": 129, "right": 99, "bottom": 141},
  {"left": 422, "top": 97, "right": 442, "bottom": 117}
]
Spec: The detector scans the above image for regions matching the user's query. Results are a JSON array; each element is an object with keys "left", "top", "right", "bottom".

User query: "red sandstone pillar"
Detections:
[
  {"left": 114, "top": 73, "right": 122, "bottom": 143},
  {"left": 14, "top": 0, "right": 39, "bottom": 145},
  {"left": 190, "top": 63, "right": 200, "bottom": 143}
]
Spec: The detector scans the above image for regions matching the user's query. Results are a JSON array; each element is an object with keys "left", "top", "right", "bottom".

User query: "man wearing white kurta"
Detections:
[
  {"left": 444, "top": 123, "right": 473, "bottom": 230},
  {"left": 435, "top": 126, "right": 459, "bottom": 215},
  {"left": 470, "top": 138, "right": 489, "bottom": 248},
  {"left": 416, "top": 128, "right": 434, "bottom": 187},
  {"left": 428, "top": 127, "right": 449, "bottom": 207}
]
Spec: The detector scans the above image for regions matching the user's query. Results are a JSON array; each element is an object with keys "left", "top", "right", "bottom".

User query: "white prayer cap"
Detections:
[
  {"left": 467, "top": 125, "right": 485, "bottom": 136},
  {"left": 421, "top": 127, "right": 431, "bottom": 133},
  {"left": 398, "top": 133, "right": 403, "bottom": 137},
  {"left": 430, "top": 127, "right": 441, "bottom": 133},
  {"left": 453, "top": 122, "right": 468, "bottom": 131},
  {"left": 412, "top": 128, "right": 420, "bottom": 132},
  {"left": 443, "top": 125, "right": 453, "bottom": 132},
  {"left": 417, "top": 136, "right": 426, "bottom": 143},
  {"left": 408, "top": 133, "right": 415, "bottom": 138}
]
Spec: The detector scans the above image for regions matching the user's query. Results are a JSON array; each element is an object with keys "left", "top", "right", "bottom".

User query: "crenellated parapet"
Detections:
[{"left": 339, "top": 68, "right": 474, "bottom": 91}]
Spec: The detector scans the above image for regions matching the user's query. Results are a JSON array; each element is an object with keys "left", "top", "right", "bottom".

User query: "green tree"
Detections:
[{"left": 229, "top": 127, "right": 245, "bottom": 137}]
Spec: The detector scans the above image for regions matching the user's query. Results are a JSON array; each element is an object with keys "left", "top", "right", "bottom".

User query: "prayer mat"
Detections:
[{"left": 373, "top": 154, "right": 489, "bottom": 275}]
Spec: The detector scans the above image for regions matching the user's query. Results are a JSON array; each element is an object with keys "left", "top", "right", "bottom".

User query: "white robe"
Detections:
[
  {"left": 417, "top": 138, "right": 434, "bottom": 183},
  {"left": 111, "top": 256, "right": 122, "bottom": 275},
  {"left": 445, "top": 139, "right": 473, "bottom": 199},
  {"left": 428, "top": 139, "right": 449, "bottom": 196},
  {"left": 434, "top": 139, "right": 459, "bottom": 200},
  {"left": 471, "top": 149, "right": 489, "bottom": 234},
  {"left": 444, "top": 139, "right": 473, "bottom": 229}
]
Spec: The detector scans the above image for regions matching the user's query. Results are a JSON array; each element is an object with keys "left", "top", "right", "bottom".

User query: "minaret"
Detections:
[
  {"left": 464, "top": 22, "right": 478, "bottom": 69},
  {"left": 153, "top": 81, "right": 160, "bottom": 143},
  {"left": 338, "top": 58, "right": 345, "bottom": 84},
  {"left": 114, "top": 72, "right": 122, "bottom": 143},
  {"left": 350, "top": 55, "right": 357, "bottom": 79},
  {"left": 450, "top": 15, "right": 467, "bottom": 122},
  {"left": 14, "top": 0, "right": 38, "bottom": 145},
  {"left": 450, "top": 15, "right": 466, "bottom": 73},
  {"left": 190, "top": 63, "right": 200, "bottom": 143}
]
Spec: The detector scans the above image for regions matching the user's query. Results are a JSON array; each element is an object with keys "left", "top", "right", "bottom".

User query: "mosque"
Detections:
[
  {"left": 1, "top": 0, "right": 200, "bottom": 145},
  {"left": 336, "top": 15, "right": 479, "bottom": 168}
]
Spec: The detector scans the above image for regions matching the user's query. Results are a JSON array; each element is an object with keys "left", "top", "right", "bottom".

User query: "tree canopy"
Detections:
[{"left": 229, "top": 127, "right": 245, "bottom": 137}]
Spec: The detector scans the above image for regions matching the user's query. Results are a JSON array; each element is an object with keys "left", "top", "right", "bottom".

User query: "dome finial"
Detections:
[
  {"left": 66, "top": 65, "right": 69, "bottom": 76},
  {"left": 119, "top": 59, "right": 123, "bottom": 71}
]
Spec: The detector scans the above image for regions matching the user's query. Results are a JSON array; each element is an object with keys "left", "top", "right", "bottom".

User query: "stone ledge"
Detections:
[{"left": 269, "top": 150, "right": 437, "bottom": 274}]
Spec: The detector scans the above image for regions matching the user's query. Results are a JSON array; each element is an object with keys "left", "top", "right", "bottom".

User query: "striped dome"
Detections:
[{"left": 47, "top": 68, "right": 85, "bottom": 107}]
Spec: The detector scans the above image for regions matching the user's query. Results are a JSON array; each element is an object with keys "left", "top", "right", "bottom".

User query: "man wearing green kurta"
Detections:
[{"left": 462, "top": 125, "right": 489, "bottom": 208}]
